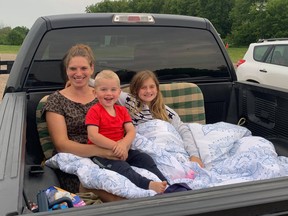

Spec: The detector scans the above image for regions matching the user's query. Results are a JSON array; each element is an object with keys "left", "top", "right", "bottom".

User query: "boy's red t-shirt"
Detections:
[{"left": 85, "top": 103, "right": 132, "bottom": 143}]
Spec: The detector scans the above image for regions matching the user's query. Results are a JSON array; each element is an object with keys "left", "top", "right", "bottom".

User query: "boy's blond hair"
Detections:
[{"left": 94, "top": 70, "right": 120, "bottom": 88}]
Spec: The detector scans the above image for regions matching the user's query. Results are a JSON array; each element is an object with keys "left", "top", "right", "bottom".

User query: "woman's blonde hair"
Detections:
[{"left": 130, "top": 70, "right": 169, "bottom": 121}]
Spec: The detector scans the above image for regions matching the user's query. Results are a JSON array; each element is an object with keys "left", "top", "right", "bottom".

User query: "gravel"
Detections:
[{"left": 0, "top": 54, "right": 17, "bottom": 102}]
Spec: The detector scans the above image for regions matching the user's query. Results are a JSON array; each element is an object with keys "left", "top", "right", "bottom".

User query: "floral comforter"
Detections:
[{"left": 46, "top": 120, "right": 288, "bottom": 198}]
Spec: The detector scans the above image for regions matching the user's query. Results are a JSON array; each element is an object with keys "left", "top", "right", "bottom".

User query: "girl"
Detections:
[{"left": 118, "top": 70, "right": 204, "bottom": 168}]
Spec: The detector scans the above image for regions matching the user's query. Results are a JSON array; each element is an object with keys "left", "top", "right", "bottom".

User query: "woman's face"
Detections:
[
  {"left": 66, "top": 56, "right": 93, "bottom": 88},
  {"left": 137, "top": 77, "right": 158, "bottom": 105}
]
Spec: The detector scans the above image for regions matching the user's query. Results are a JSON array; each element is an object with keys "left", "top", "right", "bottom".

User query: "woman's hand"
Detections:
[{"left": 190, "top": 156, "right": 205, "bottom": 168}]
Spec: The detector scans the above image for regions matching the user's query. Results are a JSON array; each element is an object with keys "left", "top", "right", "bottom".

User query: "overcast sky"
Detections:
[{"left": 0, "top": 0, "right": 102, "bottom": 29}]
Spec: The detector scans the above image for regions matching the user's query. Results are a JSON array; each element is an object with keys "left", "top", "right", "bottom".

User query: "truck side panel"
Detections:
[
  {"left": 235, "top": 81, "right": 288, "bottom": 156},
  {"left": 0, "top": 93, "right": 26, "bottom": 214}
]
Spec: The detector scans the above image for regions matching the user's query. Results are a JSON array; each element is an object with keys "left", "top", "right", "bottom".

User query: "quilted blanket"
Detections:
[{"left": 46, "top": 120, "right": 288, "bottom": 198}]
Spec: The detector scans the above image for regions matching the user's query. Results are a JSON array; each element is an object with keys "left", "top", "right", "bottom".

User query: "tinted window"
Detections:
[
  {"left": 26, "top": 26, "right": 230, "bottom": 88},
  {"left": 270, "top": 45, "right": 288, "bottom": 66},
  {"left": 253, "top": 45, "right": 271, "bottom": 62},
  {"left": 256, "top": 44, "right": 288, "bottom": 67}
]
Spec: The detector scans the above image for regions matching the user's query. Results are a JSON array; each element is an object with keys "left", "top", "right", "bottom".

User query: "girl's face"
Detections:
[
  {"left": 94, "top": 78, "right": 121, "bottom": 109},
  {"left": 138, "top": 77, "right": 158, "bottom": 105},
  {"left": 66, "top": 56, "right": 93, "bottom": 88}
]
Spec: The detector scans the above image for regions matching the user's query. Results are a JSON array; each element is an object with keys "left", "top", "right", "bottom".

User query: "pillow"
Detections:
[
  {"left": 187, "top": 122, "right": 252, "bottom": 169},
  {"left": 36, "top": 95, "right": 54, "bottom": 159}
]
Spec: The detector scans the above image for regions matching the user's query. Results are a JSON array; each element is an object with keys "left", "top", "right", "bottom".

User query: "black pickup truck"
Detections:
[{"left": 2, "top": 13, "right": 288, "bottom": 216}]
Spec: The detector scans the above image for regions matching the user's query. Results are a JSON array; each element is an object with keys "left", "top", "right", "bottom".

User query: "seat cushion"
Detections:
[
  {"left": 159, "top": 83, "right": 205, "bottom": 124},
  {"left": 36, "top": 95, "right": 54, "bottom": 160}
]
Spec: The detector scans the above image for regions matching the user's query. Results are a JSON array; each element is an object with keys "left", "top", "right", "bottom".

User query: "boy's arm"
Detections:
[
  {"left": 119, "top": 122, "right": 136, "bottom": 150},
  {"left": 87, "top": 125, "right": 117, "bottom": 150}
]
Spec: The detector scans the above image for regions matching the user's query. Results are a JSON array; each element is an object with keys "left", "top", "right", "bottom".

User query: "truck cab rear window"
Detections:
[{"left": 26, "top": 26, "right": 230, "bottom": 88}]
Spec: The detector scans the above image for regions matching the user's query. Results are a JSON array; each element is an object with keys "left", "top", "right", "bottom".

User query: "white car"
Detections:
[{"left": 236, "top": 39, "right": 288, "bottom": 89}]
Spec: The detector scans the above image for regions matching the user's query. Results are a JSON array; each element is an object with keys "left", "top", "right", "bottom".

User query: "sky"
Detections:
[{"left": 0, "top": 0, "right": 102, "bottom": 29}]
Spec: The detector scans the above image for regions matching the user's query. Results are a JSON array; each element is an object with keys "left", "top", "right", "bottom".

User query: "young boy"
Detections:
[{"left": 85, "top": 70, "right": 167, "bottom": 193}]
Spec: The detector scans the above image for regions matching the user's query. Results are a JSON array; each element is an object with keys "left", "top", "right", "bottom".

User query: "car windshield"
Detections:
[{"left": 26, "top": 26, "right": 230, "bottom": 88}]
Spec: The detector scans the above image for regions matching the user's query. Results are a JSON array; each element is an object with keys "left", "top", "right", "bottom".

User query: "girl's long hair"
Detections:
[{"left": 130, "top": 70, "right": 169, "bottom": 121}]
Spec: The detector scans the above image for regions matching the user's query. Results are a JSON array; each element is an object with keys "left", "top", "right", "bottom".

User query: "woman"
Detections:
[
  {"left": 44, "top": 44, "right": 116, "bottom": 158},
  {"left": 43, "top": 44, "right": 122, "bottom": 199}
]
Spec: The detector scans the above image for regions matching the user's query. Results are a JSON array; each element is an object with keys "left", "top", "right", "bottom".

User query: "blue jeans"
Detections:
[{"left": 92, "top": 149, "right": 167, "bottom": 189}]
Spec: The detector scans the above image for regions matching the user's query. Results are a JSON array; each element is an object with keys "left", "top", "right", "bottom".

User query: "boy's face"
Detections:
[{"left": 94, "top": 78, "right": 121, "bottom": 109}]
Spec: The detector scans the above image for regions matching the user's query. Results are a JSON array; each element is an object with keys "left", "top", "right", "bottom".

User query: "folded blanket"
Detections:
[
  {"left": 46, "top": 120, "right": 288, "bottom": 198},
  {"left": 46, "top": 153, "right": 158, "bottom": 198}
]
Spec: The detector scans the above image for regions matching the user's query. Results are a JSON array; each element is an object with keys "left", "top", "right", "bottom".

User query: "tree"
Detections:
[
  {"left": 0, "top": 27, "right": 12, "bottom": 45},
  {"left": 161, "top": 0, "right": 199, "bottom": 16},
  {"left": 86, "top": 0, "right": 131, "bottom": 13},
  {"left": 229, "top": 0, "right": 288, "bottom": 46},
  {"left": 264, "top": 0, "right": 288, "bottom": 39},
  {"left": 128, "top": 0, "right": 166, "bottom": 13},
  {"left": 197, "top": 0, "right": 235, "bottom": 38},
  {"left": 0, "top": 26, "right": 29, "bottom": 45},
  {"left": 7, "top": 26, "right": 29, "bottom": 45},
  {"left": 85, "top": 0, "right": 288, "bottom": 47}
]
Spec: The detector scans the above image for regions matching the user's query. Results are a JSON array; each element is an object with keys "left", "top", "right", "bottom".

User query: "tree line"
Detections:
[
  {"left": 0, "top": 26, "right": 29, "bottom": 46},
  {"left": 1, "top": 0, "right": 287, "bottom": 46}
]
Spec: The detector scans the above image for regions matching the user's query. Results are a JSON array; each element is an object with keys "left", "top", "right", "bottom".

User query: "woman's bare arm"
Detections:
[{"left": 46, "top": 111, "right": 116, "bottom": 159}]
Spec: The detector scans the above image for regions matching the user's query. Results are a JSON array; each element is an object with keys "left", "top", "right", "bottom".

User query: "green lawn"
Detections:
[
  {"left": 0, "top": 45, "right": 21, "bottom": 54},
  {"left": 0, "top": 45, "right": 247, "bottom": 64},
  {"left": 226, "top": 47, "right": 248, "bottom": 64}
]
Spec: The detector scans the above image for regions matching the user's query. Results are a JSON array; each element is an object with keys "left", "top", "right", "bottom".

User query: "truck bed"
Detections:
[{"left": 2, "top": 13, "right": 288, "bottom": 215}]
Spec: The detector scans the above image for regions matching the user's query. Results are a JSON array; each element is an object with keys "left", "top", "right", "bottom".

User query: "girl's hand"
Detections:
[{"left": 190, "top": 156, "right": 205, "bottom": 168}]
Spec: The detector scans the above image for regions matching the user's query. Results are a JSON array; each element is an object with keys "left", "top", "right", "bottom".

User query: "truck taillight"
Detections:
[
  {"left": 113, "top": 14, "right": 155, "bottom": 23},
  {"left": 236, "top": 59, "right": 246, "bottom": 67}
]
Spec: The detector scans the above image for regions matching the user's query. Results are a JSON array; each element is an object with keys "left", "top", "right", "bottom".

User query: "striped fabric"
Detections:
[
  {"left": 36, "top": 82, "right": 205, "bottom": 159},
  {"left": 122, "top": 82, "right": 206, "bottom": 124}
]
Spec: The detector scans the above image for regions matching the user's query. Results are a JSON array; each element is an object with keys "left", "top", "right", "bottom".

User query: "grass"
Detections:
[
  {"left": 226, "top": 47, "right": 248, "bottom": 64},
  {"left": 0, "top": 45, "right": 21, "bottom": 54},
  {"left": 0, "top": 45, "right": 248, "bottom": 64}
]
